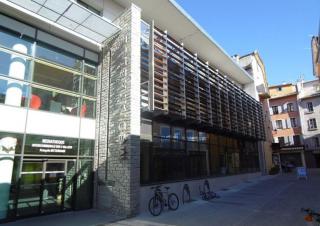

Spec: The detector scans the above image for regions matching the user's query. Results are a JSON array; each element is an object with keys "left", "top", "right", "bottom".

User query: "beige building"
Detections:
[{"left": 238, "top": 51, "right": 273, "bottom": 173}]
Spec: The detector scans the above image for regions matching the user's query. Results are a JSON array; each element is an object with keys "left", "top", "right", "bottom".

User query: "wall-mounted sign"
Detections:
[
  {"left": 32, "top": 139, "right": 73, "bottom": 153},
  {"left": 25, "top": 135, "right": 78, "bottom": 155}
]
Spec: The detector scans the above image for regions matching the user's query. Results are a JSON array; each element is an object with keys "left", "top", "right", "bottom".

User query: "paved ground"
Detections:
[{"left": 5, "top": 170, "right": 320, "bottom": 226}]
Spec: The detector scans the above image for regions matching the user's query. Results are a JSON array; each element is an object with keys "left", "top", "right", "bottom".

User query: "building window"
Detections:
[
  {"left": 314, "top": 137, "right": 320, "bottom": 148},
  {"left": 290, "top": 118, "right": 297, "bottom": 127},
  {"left": 160, "top": 126, "right": 170, "bottom": 138},
  {"left": 307, "top": 102, "right": 314, "bottom": 113},
  {"left": 278, "top": 137, "right": 285, "bottom": 146},
  {"left": 308, "top": 118, "right": 317, "bottom": 130},
  {"left": 293, "top": 135, "right": 301, "bottom": 146},
  {"left": 277, "top": 87, "right": 282, "bottom": 91},
  {"left": 272, "top": 106, "right": 279, "bottom": 114},
  {"left": 276, "top": 120, "right": 283, "bottom": 129},
  {"left": 287, "top": 103, "right": 294, "bottom": 112}
]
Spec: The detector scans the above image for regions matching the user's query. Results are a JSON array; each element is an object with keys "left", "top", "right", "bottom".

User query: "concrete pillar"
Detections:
[
  {"left": 258, "top": 141, "right": 267, "bottom": 175},
  {"left": 0, "top": 44, "right": 27, "bottom": 219},
  {"left": 5, "top": 44, "right": 27, "bottom": 106}
]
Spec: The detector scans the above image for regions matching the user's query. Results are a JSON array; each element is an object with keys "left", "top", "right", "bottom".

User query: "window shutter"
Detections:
[
  {"left": 282, "top": 119, "right": 286, "bottom": 129},
  {"left": 269, "top": 107, "right": 273, "bottom": 115},
  {"left": 273, "top": 137, "right": 278, "bottom": 143},
  {"left": 283, "top": 103, "right": 287, "bottom": 112},
  {"left": 272, "top": 120, "right": 277, "bottom": 130},
  {"left": 287, "top": 118, "right": 291, "bottom": 128},
  {"left": 288, "top": 136, "right": 294, "bottom": 145},
  {"left": 278, "top": 106, "right": 282, "bottom": 113}
]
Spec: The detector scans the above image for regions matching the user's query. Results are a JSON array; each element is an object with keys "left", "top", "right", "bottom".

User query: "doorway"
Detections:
[{"left": 17, "top": 159, "right": 76, "bottom": 217}]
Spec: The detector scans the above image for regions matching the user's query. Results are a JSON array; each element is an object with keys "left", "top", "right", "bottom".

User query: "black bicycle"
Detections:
[
  {"left": 182, "top": 184, "right": 191, "bottom": 204},
  {"left": 148, "top": 185, "right": 179, "bottom": 216},
  {"left": 301, "top": 208, "right": 320, "bottom": 225},
  {"left": 199, "top": 180, "right": 219, "bottom": 200}
]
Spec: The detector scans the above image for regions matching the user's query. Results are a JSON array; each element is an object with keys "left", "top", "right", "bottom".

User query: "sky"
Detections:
[{"left": 175, "top": 0, "right": 320, "bottom": 86}]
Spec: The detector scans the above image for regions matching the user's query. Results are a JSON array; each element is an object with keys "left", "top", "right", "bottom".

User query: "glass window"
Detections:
[
  {"left": 24, "top": 134, "right": 78, "bottom": 156},
  {"left": 287, "top": 103, "right": 294, "bottom": 112},
  {"left": 278, "top": 137, "right": 285, "bottom": 146},
  {"left": 36, "top": 43, "right": 82, "bottom": 71},
  {"left": 33, "top": 62, "right": 80, "bottom": 92},
  {"left": 80, "top": 139, "right": 95, "bottom": 156},
  {"left": 172, "top": 127, "right": 183, "bottom": 140},
  {"left": 0, "top": 132, "right": 23, "bottom": 154},
  {"left": 0, "top": 77, "right": 29, "bottom": 107},
  {"left": 293, "top": 135, "right": 301, "bottom": 146},
  {"left": 81, "top": 98, "right": 95, "bottom": 118},
  {"left": 308, "top": 118, "right": 317, "bottom": 130},
  {"left": 186, "top": 130, "right": 198, "bottom": 141},
  {"left": 307, "top": 102, "right": 313, "bottom": 112},
  {"left": 83, "top": 77, "right": 96, "bottom": 97},
  {"left": 314, "top": 137, "right": 319, "bottom": 147},
  {"left": 276, "top": 120, "right": 283, "bottom": 129},
  {"left": 199, "top": 132, "right": 207, "bottom": 143},
  {"left": 160, "top": 126, "right": 170, "bottom": 138},
  {"left": 84, "top": 63, "right": 97, "bottom": 76},
  {"left": 30, "top": 86, "right": 79, "bottom": 115},
  {"left": 272, "top": 106, "right": 278, "bottom": 114},
  {"left": 0, "top": 28, "right": 33, "bottom": 55},
  {"left": 0, "top": 51, "right": 31, "bottom": 80},
  {"left": 290, "top": 118, "right": 297, "bottom": 127}
]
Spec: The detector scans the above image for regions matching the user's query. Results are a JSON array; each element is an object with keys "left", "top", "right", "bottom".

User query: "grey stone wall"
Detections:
[{"left": 94, "top": 4, "right": 141, "bottom": 217}]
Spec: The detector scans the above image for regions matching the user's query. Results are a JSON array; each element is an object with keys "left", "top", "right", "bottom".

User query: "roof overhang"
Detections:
[
  {"left": 116, "top": 0, "right": 253, "bottom": 85},
  {"left": 0, "top": 0, "right": 120, "bottom": 51}
]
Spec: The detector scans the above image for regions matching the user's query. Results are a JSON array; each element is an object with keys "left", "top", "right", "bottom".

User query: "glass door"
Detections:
[{"left": 41, "top": 160, "right": 66, "bottom": 214}]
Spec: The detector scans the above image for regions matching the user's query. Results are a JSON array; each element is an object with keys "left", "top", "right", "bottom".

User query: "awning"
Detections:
[{"left": 6, "top": 0, "right": 120, "bottom": 43}]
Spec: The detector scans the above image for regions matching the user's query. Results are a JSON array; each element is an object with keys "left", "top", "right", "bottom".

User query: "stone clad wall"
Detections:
[{"left": 94, "top": 4, "right": 141, "bottom": 217}]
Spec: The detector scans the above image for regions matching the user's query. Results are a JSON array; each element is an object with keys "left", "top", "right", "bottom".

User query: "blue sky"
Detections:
[{"left": 175, "top": 0, "right": 319, "bottom": 86}]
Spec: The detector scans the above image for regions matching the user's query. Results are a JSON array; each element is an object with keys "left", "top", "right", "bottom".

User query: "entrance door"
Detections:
[{"left": 17, "top": 159, "right": 76, "bottom": 217}]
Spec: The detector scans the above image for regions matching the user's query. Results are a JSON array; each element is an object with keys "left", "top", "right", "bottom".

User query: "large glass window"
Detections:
[
  {"left": 0, "top": 77, "right": 29, "bottom": 107},
  {"left": 0, "top": 51, "right": 31, "bottom": 80},
  {"left": 82, "top": 77, "right": 96, "bottom": 97},
  {"left": 30, "top": 86, "right": 79, "bottom": 115},
  {"left": 0, "top": 28, "right": 33, "bottom": 55},
  {"left": 36, "top": 43, "right": 82, "bottom": 71},
  {"left": 79, "top": 139, "right": 95, "bottom": 156},
  {"left": 84, "top": 62, "right": 97, "bottom": 77},
  {"left": 81, "top": 98, "right": 95, "bottom": 118},
  {"left": 33, "top": 62, "right": 81, "bottom": 92}
]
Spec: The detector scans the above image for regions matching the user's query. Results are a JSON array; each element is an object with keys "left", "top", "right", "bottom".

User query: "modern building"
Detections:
[
  {"left": 237, "top": 51, "right": 273, "bottom": 173},
  {"left": 0, "top": 0, "right": 266, "bottom": 222},
  {"left": 269, "top": 83, "right": 305, "bottom": 167},
  {"left": 297, "top": 79, "right": 320, "bottom": 167}
]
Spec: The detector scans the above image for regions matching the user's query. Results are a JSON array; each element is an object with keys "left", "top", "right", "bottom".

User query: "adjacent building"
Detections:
[
  {"left": 297, "top": 79, "right": 320, "bottom": 167},
  {"left": 0, "top": 0, "right": 266, "bottom": 222},
  {"left": 269, "top": 84, "right": 305, "bottom": 167},
  {"left": 238, "top": 51, "right": 273, "bottom": 173}
]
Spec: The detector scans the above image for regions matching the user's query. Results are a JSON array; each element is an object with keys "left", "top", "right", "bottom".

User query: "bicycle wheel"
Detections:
[
  {"left": 168, "top": 193, "right": 179, "bottom": 211},
  {"left": 148, "top": 196, "right": 163, "bottom": 216},
  {"left": 182, "top": 187, "right": 191, "bottom": 204}
]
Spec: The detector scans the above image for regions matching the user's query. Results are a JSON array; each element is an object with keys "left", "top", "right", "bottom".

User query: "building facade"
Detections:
[
  {"left": 297, "top": 79, "right": 320, "bottom": 167},
  {"left": 269, "top": 84, "right": 305, "bottom": 167},
  {"left": 238, "top": 51, "right": 273, "bottom": 174},
  {"left": 0, "top": 0, "right": 266, "bottom": 222}
]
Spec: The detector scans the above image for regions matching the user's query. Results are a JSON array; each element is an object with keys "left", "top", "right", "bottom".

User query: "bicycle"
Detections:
[
  {"left": 182, "top": 184, "right": 191, "bottom": 204},
  {"left": 148, "top": 185, "right": 179, "bottom": 216},
  {"left": 301, "top": 208, "right": 320, "bottom": 226},
  {"left": 199, "top": 179, "right": 219, "bottom": 200}
]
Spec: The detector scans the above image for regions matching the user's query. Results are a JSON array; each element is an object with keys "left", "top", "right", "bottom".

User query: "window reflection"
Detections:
[
  {"left": 81, "top": 98, "right": 95, "bottom": 118},
  {"left": 33, "top": 62, "right": 80, "bottom": 92},
  {"left": 31, "top": 87, "right": 79, "bottom": 115},
  {"left": 0, "top": 51, "right": 30, "bottom": 80},
  {"left": 84, "top": 63, "right": 97, "bottom": 76},
  {"left": 0, "top": 78, "right": 29, "bottom": 107},
  {"left": 83, "top": 77, "right": 96, "bottom": 97},
  {"left": 0, "top": 28, "right": 33, "bottom": 55},
  {"left": 36, "top": 43, "right": 82, "bottom": 71}
]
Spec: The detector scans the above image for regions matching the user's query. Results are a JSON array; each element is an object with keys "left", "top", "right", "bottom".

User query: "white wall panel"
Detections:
[
  {"left": 80, "top": 118, "right": 95, "bottom": 139},
  {"left": 0, "top": 105, "right": 27, "bottom": 133}
]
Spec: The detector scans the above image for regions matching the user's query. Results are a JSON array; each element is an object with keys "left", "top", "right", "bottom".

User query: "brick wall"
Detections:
[{"left": 94, "top": 4, "right": 141, "bottom": 217}]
